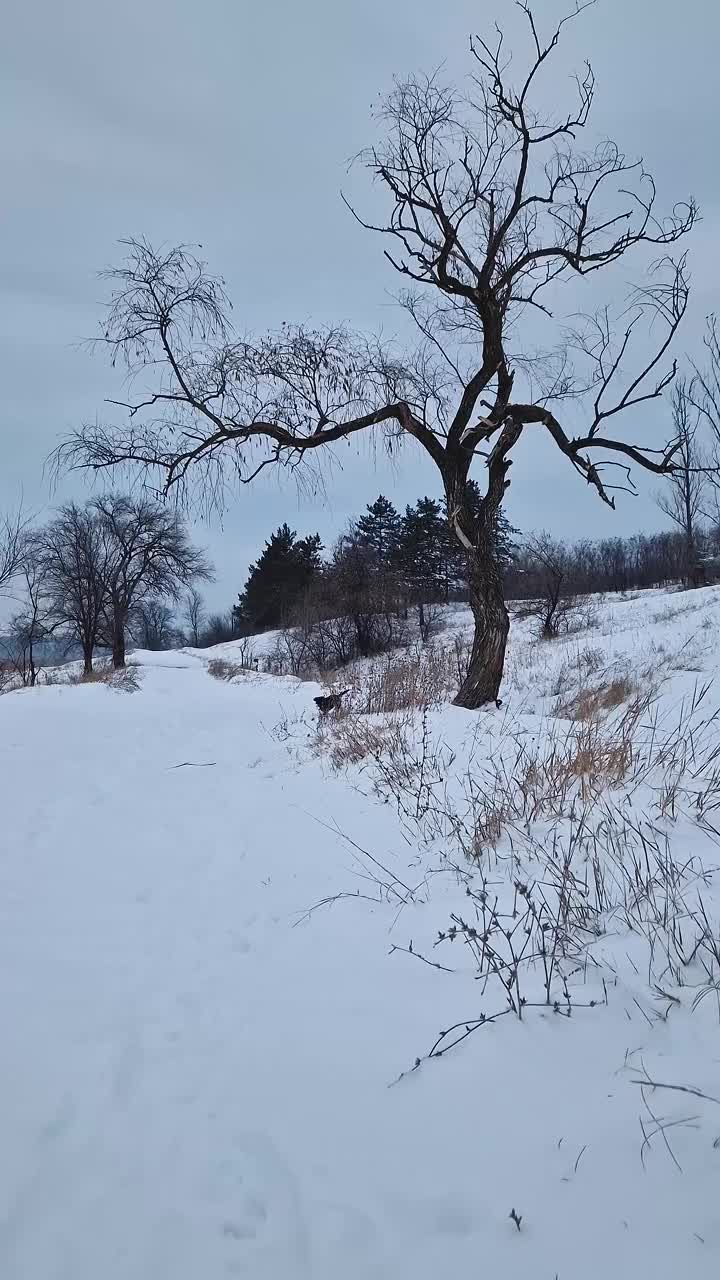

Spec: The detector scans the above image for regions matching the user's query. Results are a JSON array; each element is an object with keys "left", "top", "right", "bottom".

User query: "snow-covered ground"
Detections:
[{"left": 2, "top": 586, "right": 720, "bottom": 1277}]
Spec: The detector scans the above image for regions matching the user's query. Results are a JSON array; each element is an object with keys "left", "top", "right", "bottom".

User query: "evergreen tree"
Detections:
[
  {"left": 234, "top": 524, "right": 323, "bottom": 631},
  {"left": 396, "top": 485, "right": 519, "bottom": 601},
  {"left": 397, "top": 498, "right": 447, "bottom": 599},
  {"left": 353, "top": 495, "right": 402, "bottom": 562}
]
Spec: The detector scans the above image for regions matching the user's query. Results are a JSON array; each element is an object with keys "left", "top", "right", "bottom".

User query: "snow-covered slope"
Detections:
[{"left": 1, "top": 587, "right": 720, "bottom": 1278}]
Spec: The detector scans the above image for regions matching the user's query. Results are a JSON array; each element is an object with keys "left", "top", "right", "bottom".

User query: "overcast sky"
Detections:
[{"left": 2, "top": 0, "right": 718, "bottom": 615}]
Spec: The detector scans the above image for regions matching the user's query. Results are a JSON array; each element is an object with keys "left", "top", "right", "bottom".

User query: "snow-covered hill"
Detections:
[{"left": 1, "top": 585, "right": 720, "bottom": 1278}]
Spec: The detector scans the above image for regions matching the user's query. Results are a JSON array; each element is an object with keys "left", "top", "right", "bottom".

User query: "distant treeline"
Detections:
[{"left": 191, "top": 493, "right": 720, "bottom": 651}]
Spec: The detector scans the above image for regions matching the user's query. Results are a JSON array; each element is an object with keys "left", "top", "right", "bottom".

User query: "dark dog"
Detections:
[{"left": 314, "top": 689, "right": 349, "bottom": 715}]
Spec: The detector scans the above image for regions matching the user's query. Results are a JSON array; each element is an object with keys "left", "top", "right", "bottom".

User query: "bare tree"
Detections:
[
  {"left": 3, "top": 559, "right": 52, "bottom": 688},
  {"left": 654, "top": 380, "right": 707, "bottom": 587},
  {"left": 131, "top": 598, "right": 178, "bottom": 651},
  {"left": 201, "top": 612, "right": 236, "bottom": 647},
  {"left": 91, "top": 495, "right": 212, "bottom": 668},
  {"left": 183, "top": 586, "right": 206, "bottom": 646},
  {"left": 41, "top": 502, "right": 108, "bottom": 675},
  {"left": 0, "top": 508, "right": 30, "bottom": 595},
  {"left": 692, "top": 315, "right": 720, "bottom": 525},
  {"left": 57, "top": 3, "right": 696, "bottom": 706},
  {"left": 515, "top": 534, "right": 571, "bottom": 638}
]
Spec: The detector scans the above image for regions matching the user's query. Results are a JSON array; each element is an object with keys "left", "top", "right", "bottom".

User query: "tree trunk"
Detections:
[
  {"left": 111, "top": 623, "right": 126, "bottom": 669},
  {"left": 82, "top": 642, "right": 94, "bottom": 676},
  {"left": 453, "top": 542, "right": 508, "bottom": 709},
  {"left": 686, "top": 530, "right": 703, "bottom": 589},
  {"left": 28, "top": 640, "right": 38, "bottom": 688}
]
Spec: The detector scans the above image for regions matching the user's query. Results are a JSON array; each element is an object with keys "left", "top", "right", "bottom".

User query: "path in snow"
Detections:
[
  {"left": 1, "top": 652, "right": 719, "bottom": 1278},
  {"left": 0, "top": 657, "right": 448, "bottom": 1278}
]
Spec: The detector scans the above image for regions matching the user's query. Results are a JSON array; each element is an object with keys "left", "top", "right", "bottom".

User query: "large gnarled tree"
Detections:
[{"left": 59, "top": 1, "right": 696, "bottom": 707}]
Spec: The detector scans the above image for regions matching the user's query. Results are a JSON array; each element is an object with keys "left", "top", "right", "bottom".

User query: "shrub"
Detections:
[
  {"left": 68, "top": 665, "right": 140, "bottom": 692},
  {"left": 207, "top": 658, "right": 248, "bottom": 681}
]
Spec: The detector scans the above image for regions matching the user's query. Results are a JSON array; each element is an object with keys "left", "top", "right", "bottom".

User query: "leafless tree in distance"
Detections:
[
  {"left": 3, "top": 552, "right": 52, "bottom": 688},
  {"left": 91, "top": 494, "right": 212, "bottom": 668},
  {"left": 692, "top": 315, "right": 720, "bottom": 528},
  {"left": 183, "top": 586, "right": 206, "bottom": 646},
  {"left": 654, "top": 380, "right": 708, "bottom": 587},
  {"left": 131, "top": 598, "right": 178, "bottom": 651},
  {"left": 41, "top": 502, "right": 109, "bottom": 675},
  {"left": 0, "top": 507, "right": 30, "bottom": 595},
  {"left": 56, "top": 2, "right": 697, "bottom": 706},
  {"left": 517, "top": 533, "right": 571, "bottom": 638}
]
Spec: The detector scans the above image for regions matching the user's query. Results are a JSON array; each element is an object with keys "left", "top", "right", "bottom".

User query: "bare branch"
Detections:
[{"left": 0, "top": 506, "right": 31, "bottom": 593}]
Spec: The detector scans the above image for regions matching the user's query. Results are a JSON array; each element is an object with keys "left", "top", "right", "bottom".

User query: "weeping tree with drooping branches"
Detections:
[{"left": 57, "top": 1, "right": 696, "bottom": 707}]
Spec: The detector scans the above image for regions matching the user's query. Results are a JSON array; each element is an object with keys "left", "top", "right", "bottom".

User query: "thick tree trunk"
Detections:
[
  {"left": 444, "top": 418, "right": 520, "bottom": 710},
  {"left": 453, "top": 542, "right": 508, "bottom": 709},
  {"left": 82, "top": 642, "right": 94, "bottom": 676},
  {"left": 686, "top": 529, "right": 703, "bottom": 589}
]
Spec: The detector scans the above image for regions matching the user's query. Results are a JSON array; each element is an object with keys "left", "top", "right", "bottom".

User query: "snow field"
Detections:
[{"left": 1, "top": 586, "right": 720, "bottom": 1276}]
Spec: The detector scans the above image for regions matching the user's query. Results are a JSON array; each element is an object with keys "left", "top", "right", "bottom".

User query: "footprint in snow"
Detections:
[
  {"left": 214, "top": 1130, "right": 311, "bottom": 1276},
  {"left": 386, "top": 1193, "right": 478, "bottom": 1238},
  {"left": 222, "top": 1194, "right": 268, "bottom": 1240}
]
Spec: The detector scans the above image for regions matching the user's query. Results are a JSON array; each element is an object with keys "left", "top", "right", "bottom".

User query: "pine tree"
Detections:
[
  {"left": 393, "top": 486, "right": 520, "bottom": 604},
  {"left": 397, "top": 498, "right": 447, "bottom": 600},
  {"left": 353, "top": 495, "right": 402, "bottom": 562},
  {"left": 234, "top": 524, "right": 323, "bottom": 631}
]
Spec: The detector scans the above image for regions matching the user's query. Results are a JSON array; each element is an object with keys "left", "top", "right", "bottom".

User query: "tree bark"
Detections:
[
  {"left": 82, "top": 642, "right": 94, "bottom": 676},
  {"left": 111, "top": 621, "right": 126, "bottom": 669},
  {"left": 444, "top": 420, "right": 518, "bottom": 710},
  {"left": 453, "top": 541, "right": 508, "bottom": 708},
  {"left": 685, "top": 522, "right": 703, "bottom": 590},
  {"left": 28, "top": 640, "right": 38, "bottom": 689}
]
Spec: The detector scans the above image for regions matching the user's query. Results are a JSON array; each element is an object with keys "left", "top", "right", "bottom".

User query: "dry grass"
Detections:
[
  {"left": 0, "top": 667, "right": 16, "bottom": 695},
  {"left": 68, "top": 665, "right": 141, "bottom": 692},
  {"left": 306, "top": 608, "right": 720, "bottom": 1066},
  {"left": 339, "top": 682, "right": 689, "bottom": 860},
  {"left": 314, "top": 606, "right": 720, "bottom": 867},
  {"left": 652, "top": 598, "right": 704, "bottom": 625},
  {"left": 461, "top": 702, "right": 648, "bottom": 854},
  {"left": 68, "top": 666, "right": 111, "bottom": 684},
  {"left": 549, "top": 648, "right": 603, "bottom": 700},
  {"left": 313, "top": 640, "right": 471, "bottom": 767},
  {"left": 558, "top": 675, "right": 637, "bottom": 722},
  {"left": 318, "top": 694, "right": 650, "bottom": 845},
  {"left": 551, "top": 714, "right": 637, "bottom": 791},
  {"left": 317, "top": 712, "right": 412, "bottom": 770},
  {"left": 207, "top": 658, "right": 253, "bottom": 682},
  {"left": 325, "top": 639, "right": 471, "bottom": 716}
]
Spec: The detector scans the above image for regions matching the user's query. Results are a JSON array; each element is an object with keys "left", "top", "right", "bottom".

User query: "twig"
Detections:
[
  {"left": 168, "top": 761, "right": 217, "bottom": 769},
  {"left": 390, "top": 996, "right": 600, "bottom": 1085},
  {"left": 304, "top": 810, "right": 416, "bottom": 901},
  {"left": 630, "top": 1073, "right": 720, "bottom": 1107},
  {"left": 631, "top": 996, "right": 654, "bottom": 1028},
  {"left": 639, "top": 1088, "right": 697, "bottom": 1173},
  {"left": 389, "top": 942, "right": 455, "bottom": 973},
  {"left": 293, "top": 889, "right": 382, "bottom": 926}
]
